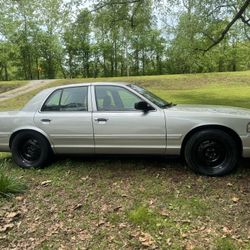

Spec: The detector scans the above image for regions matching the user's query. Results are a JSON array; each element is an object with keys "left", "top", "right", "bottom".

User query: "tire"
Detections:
[
  {"left": 11, "top": 131, "right": 51, "bottom": 169},
  {"left": 184, "top": 129, "right": 239, "bottom": 176}
]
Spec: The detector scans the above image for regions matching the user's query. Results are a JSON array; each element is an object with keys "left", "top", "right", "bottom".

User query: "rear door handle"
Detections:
[
  {"left": 41, "top": 119, "right": 51, "bottom": 123},
  {"left": 94, "top": 118, "right": 108, "bottom": 122}
]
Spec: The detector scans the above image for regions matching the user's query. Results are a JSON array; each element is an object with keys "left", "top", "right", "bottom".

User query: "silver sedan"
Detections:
[{"left": 1, "top": 82, "right": 250, "bottom": 176}]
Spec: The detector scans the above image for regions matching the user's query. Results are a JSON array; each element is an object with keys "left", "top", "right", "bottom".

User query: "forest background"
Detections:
[{"left": 0, "top": 0, "right": 249, "bottom": 80}]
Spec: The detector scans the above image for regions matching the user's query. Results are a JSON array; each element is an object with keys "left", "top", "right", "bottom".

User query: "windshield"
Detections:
[{"left": 128, "top": 84, "right": 171, "bottom": 108}]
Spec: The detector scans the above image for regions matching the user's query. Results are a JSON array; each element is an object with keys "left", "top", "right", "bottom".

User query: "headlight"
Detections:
[{"left": 247, "top": 123, "right": 250, "bottom": 133}]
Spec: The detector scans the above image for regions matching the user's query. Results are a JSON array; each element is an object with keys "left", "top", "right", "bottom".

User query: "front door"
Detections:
[
  {"left": 34, "top": 86, "right": 94, "bottom": 154},
  {"left": 92, "top": 85, "right": 166, "bottom": 154}
]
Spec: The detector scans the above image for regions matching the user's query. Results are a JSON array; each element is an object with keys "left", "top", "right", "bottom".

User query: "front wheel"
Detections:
[
  {"left": 11, "top": 131, "right": 51, "bottom": 169},
  {"left": 184, "top": 129, "right": 239, "bottom": 176}
]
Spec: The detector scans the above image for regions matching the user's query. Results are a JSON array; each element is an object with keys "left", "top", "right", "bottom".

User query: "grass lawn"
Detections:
[
  {"left": 0, "top": 81, "right": 29, "bottom": 94},
  {"left": 0, "top": 71, "right": 250, "bottom": 249}
]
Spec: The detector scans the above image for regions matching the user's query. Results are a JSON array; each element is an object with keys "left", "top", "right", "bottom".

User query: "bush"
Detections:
[{"left": 0, "top": 170, "right": 27, "bottom": 197}]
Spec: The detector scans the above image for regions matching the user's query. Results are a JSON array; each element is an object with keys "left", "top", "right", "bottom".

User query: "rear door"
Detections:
[
  {"left": 92, "top": 85, "right": 166, "bottom": 154},
  {"left": 34, "top": 86, "right": 94, "bottom": 154}
]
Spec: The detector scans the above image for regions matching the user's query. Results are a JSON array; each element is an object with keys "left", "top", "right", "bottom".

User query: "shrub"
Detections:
[{"left": 0, "top": 170, "right": 26, "bottom": 197}]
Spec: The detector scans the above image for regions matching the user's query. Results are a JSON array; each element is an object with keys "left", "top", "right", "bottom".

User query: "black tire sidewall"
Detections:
[
  {"left": 11, "top": 131, "right": 50, "bottom": 169},
  {"left": 184, "top": 129, "right": 239, "bottom": 176}
]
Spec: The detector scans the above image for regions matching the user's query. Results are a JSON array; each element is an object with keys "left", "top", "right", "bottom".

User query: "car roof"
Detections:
[
  {"left": 50, "top": 82, "right": 131, "bottom": 91},
  {"left": 22, "top": 82, "right": 133, "bottom": 112}
]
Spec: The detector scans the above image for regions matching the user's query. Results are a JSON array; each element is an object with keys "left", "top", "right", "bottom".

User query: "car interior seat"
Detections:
[{"left": 103, "top": 95, "right": 112, "bottom": 110}]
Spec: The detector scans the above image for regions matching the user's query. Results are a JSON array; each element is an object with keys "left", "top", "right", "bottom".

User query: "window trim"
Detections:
[
  {"left": 94, "top": 85, "right": 156, "bottom": 112},
  {"left": 40, "top": 86, "right": 89, "bottom": 112}
]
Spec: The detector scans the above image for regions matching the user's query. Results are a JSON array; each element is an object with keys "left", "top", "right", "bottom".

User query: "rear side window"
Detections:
[
  {"left": 42, "top": 90, "right": 62, "bottom": 111},
  {"left": 42, "top": 86, "right": 88, "bottom": 112}
]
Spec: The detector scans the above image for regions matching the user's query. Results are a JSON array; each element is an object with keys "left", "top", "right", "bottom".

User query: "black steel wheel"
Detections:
[
  {"left": 184, "top": 129, "right": 239, "bottom": 176},
  {"left": 11, "top": 131, "right": 51, "bottom": 168}
]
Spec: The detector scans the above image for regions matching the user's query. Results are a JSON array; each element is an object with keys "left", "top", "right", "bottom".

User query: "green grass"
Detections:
[
  {"left": 128, "top": 205, "right": 157, "bottom": 226},
  {"left": 169, "top": 197, "right": 209, "bottom": 217},
  {"left": 0, "top": 71, "right": 250, "bottom": 249},
  {"left": 1, "top": 71, "right": 250, "bottom": 110},
  {"left": 0, "top": 80, "right": 28, "bottom": 94},
  {"left": 0, "top": 164, "right": 27, "bottom": 197},
  {"left": 216, "top": 238, "right": 237, "bottom": 250}
]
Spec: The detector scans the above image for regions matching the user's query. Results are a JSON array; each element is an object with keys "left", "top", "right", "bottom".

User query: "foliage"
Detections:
[
  {"left": 0, "top": 73, "right": 250, "bottom": 248},
  {"left": 0, "top": 0, "right": 249, "bottom": 80},
  {"left": 0, "top": 165, "right": 26, "bottom": 198}
]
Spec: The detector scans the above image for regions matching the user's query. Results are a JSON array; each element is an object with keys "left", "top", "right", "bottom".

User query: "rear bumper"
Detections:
[{"left": 0, "top": 133, "right": 10, "bottom": 152}]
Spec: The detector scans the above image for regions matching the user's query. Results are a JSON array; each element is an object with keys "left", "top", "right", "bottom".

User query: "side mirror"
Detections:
[{"left": 135, "top": 101, "right": 154, "bottom": 112}]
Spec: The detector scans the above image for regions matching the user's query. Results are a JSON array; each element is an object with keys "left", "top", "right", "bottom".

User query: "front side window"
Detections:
[
  {"left": 42, "top": 86, "right": 88, "bottom": 112},
  {"left": 95, "top": 86, "right": 142, "bottom": 111}
]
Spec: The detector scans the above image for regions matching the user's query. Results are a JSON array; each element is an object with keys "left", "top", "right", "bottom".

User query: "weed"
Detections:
[
  {"left": 215, "top": 238, "right": 237, "bottom": 250},
  {"left": 0, "top": 170, "right": 27, "bottom": 197}
]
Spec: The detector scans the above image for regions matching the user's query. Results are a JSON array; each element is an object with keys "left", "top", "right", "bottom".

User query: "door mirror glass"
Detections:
[{"left": 134, "top": 101, "right": 154, "bottom": 112}]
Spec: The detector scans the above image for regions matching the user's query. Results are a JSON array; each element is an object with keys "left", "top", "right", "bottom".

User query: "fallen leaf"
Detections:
[
  {"left": 149, "top": 199, "right": 156, "bottom": 205},
  {"left": 159, "top": 209, "right": 170, "bottom": 217},
  {"left": 130, "top": 231, "right": 140, "bottom": 238},
  {"left": 6, "top": 211, "right": 22, "bottom": 219},
  {"left": 73, "top": 204, "right": 83, "bottom": 211},
  {"left": 118, "top": 223, "right": 127, "bottom": 229},
  {"left": 222, "top": 226, "right": 232, "bottom": 235},
  {"left": 97, "top": 220, "right": 105, "bottom": 227},
  {"left": 41, "top": 180, "right": 52, "bottom": 186},
  {"left": 0, "top": 223, "right": 15, "bottom": 232},
  {"left": 81, "top": 176, "right": 89, "bottom": 181},
  {"left": 78, "top": 230, "right": 91, "bottom": 241},
  {"left": 101, "top": 204, "right": 109, "bottom": 212},
  {"left": 166, "top": 238, "right": 172, "bottom": 246},
  {"left": 181, "top": 233, "right": 188, "bottom": 238},
  {"left": 139, "top": 232, "right": 156, "bottom": 248},
  {"left": 232, "top": 197, "right": 240, "bottom": 203},
  {"left": 15, "top": 196, "right": 24, "bottom": 201},
  {"left": 113, "top": 205, "right": 122, "bottom": 212},
  {"left": 184, "top": 243, "right": 195, "bottom": 250}
]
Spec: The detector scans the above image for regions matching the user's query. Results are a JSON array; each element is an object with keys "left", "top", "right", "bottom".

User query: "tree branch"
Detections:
[
  {"left": 241, "top": 15, "right": 250, "bottom": 26},
  {"left": 130, "top": 1, "right": 143, "bottom": 28},
  {"left": 204, "top": 0, "right": 250, "bottom": 52},
  {"left": 243, "top": 24, "right": 250, "bottom": 39},
  {"left": 207, "top": 4, "right": 236, "bottom": 17},
  {"left": 92, "top": 0, "right": 144, "bottom": 12}
]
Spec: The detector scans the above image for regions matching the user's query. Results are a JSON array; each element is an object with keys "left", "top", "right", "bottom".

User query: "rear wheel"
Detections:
[
  {"left": 11, "top": 131, "right": 51, "bottom": 169},
  {"left": 184, "top": 129, "right": 239, "bottom": 176}
]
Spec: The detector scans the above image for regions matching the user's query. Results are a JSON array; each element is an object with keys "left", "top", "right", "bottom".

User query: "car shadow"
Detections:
[{"left": 52, "top": 154, "right": 250, "bottom": 177}]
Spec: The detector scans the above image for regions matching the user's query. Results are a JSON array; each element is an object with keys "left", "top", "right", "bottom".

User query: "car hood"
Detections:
[{"left": 167, "top": 104, "right": 250, "bottom": 117}]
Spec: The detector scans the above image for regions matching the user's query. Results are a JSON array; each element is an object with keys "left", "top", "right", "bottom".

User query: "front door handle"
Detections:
[
  {"left": 94, "top": 118, "right": 109, "bottom": 122},
  {"left": 41, "top": 119, "right": 51, "bottom": 123}
]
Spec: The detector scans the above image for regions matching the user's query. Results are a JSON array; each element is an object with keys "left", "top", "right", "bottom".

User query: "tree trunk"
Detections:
[
  {"left": 114, "top": 40, "right": 118, "bottom": 77},
  {"left": 36, "top": 57, "right": 40, "bottom": 80},
  {"left": 142, "top": 50, "right": 145, "bottom": 75},
  {"left": 4, "top": 64, "right": 8, "bottom": 81}
]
